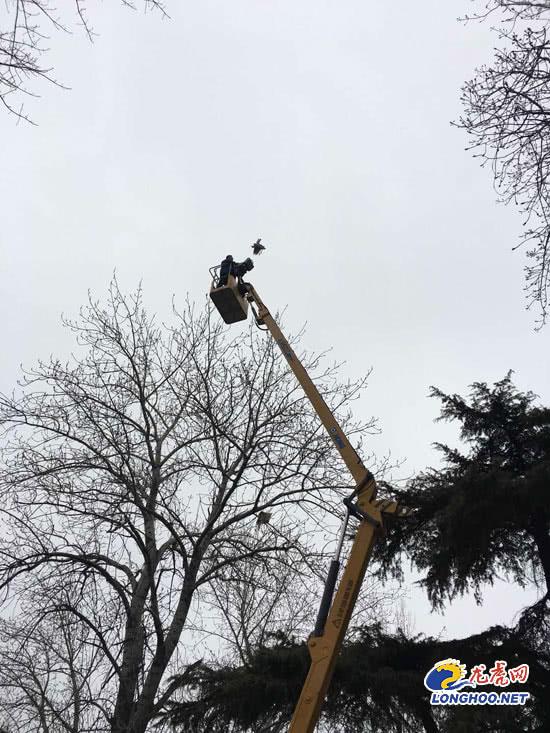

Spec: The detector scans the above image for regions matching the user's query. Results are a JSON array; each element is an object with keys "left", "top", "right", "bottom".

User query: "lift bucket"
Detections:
[{"left": 209, "top": 275, "right": 249, "bottom": 324}]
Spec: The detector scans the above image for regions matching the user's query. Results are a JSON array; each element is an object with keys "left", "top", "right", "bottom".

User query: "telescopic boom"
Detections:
[{"left": 209, "top": 258, "right": 409, "bottom": 733}]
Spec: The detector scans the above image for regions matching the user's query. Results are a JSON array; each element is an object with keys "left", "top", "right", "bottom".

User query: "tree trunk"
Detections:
[
  {"left": 111, "top": 615, "right": 145, "bottom": 733},
  {"left": 126, "top": 553, "right": 204, "bottom": 733},
  {"left": 530, "top": 516, "right": 550, "bottom": 595},
  {"left": 417, "top": 700, "right": 440, "bottom": 733}
]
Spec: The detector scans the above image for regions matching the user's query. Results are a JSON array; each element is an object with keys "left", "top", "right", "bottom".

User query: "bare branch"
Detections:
[
  {"left": 0, "top": 280, "right": 383, "bottom": 733},
  {"left": 0, "top": 1, "right": 169, "bottom": 122},
  {"left": 457, "top": 14, "right": 550, "bottom": 325}
]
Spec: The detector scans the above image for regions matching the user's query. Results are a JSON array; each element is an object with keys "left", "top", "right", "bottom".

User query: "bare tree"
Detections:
[
  {"left": 0, "top": 1, "right": 167, "bottom": 121},
  {"left": 0, "top": 595, "right": 108, "bottom": 733},
  {"left": 202, "top": 535, "right": 405, "bottom": 667},
  {"left": 0, "top": 280, "right": 380, "bottom": 733},
  {"left": 464, "top": 1, "right": 550, "bottom": 22},
  {"left": 201, "top": 534, "right": 316, "bottom": 666},
  {"left": 457, "top": 2, "right": 550, "bottom": 324}
]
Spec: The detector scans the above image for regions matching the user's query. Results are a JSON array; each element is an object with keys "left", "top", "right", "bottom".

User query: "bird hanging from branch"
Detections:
[
  {"left": 256, "top": 511, "right": 272, "bottom": 526},
  {"left": 252, "top": 238, "right": 266, "bottom": 255}
]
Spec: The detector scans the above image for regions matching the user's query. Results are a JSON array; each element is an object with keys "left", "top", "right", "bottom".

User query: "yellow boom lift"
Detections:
[{"left": 209, "top": 255, "right": 410, "bottom": 733}]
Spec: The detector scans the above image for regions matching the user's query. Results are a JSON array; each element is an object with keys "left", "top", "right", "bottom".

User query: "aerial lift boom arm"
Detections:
[
  {"left": 209, "top": 262, "right": 408, "bottom": 733},
  {"left": 246, "top": 284, "right": 376, "bottom": 497}
]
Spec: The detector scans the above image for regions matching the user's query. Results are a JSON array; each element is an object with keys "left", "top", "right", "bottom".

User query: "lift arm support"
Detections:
[
  {"left": 245, "top": 285, "right": 376, "bottom": 499},
  {"left": 243, "top": 284, "right": 408, "bottom": 733}
]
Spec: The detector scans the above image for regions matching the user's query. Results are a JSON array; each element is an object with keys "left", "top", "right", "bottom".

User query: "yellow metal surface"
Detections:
[
  {"left": 241, "top": 285, "right": 389, "bottom": 732},
  {"left": 288, "top": 512, "right": 380, "bottom": 733},
  {"left": 246, "top": 285, "right": 376, "bottom": 504},
  {"left": 213, "top": 280, "right": 408, "bottom": 733}
]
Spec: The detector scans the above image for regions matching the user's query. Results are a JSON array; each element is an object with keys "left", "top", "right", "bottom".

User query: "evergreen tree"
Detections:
[
  {"left": 377, "top": 373, "right": 550, "bottom": 610},
  {"left": 159, "top": 373, "right": 550, "bottom": 733},
  {"left": 159, "top": 623, "right": 550, "bottom": 732}
]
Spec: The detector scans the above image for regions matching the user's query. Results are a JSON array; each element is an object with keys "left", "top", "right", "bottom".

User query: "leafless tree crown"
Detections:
[
  {"left": 0, "top": 1, "right": 167, "bottom": 121},
  {"left": 0, "top": 281, "right": 379, "bottom": 733},
  {"left": 464, "top": 1, "right": 550, "bottom": 22},
  {"left": 458, "top": 1, "right": 550, "bottom": 324}
]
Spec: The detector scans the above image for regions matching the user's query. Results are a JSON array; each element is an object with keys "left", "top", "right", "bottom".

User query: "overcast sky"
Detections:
[{"left": 1, "top": 0, "right": 547, "bottom": 640}]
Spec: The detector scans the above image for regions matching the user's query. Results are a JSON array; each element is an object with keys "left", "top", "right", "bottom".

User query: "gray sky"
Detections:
[{"left": 1, "top": 0, "right": 548, "bottom": 639}]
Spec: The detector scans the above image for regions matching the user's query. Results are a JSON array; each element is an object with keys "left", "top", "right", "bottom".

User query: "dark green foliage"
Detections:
[
  {"left": 322, "top": 625, "right": 440, "bottom": 733},
  {"left": 376, "top": 373, "right": 550, "bottom": 608},
  {"left": 160, "top": 373, "right": 550, "bottom": 732},
  {"left": 431, "top": 623, "right": 550, "bottom": 733},
  {"left": 158, "top": 635, "right": 306, "bottom": 732},
  {"left": 159, "top": 626, "right": 436, "bottom": 733},
  {"left": 160, "top": 623, "right": 550, "bottom": 733}
]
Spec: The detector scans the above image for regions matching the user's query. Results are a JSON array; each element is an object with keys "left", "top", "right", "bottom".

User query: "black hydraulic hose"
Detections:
[
  {"left": 313, "top": 559, "right": 341, "bottom": 637},
  {"left": 312, "top": 510, "right": 350, "bottom": 637}
]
